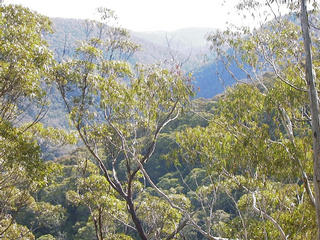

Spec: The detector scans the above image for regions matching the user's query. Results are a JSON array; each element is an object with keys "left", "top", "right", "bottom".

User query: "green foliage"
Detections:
[
  {"left": 53, "top": 13, "right": 194, "bottom": 238},
  {"left": 136, "top": 191, "right": 185, "bottom": 238},
  {"left": 0, "top": 4, "right": 70, "bottom": 239},
  {"left": 175, "top": 77, "right": 316, "bottom": 237},
  {"left": 66, "top": 173, "right": 130, "bottom": 238},
  {"left": 0, "top": 4, "right": 53, "bottom": 121},
  {"left": 38, "top": 234, "right": 56, "bottom": 240},
  {"left": 173, "top": 4, "right": 320, "bottom": 238},
  {"left": 0, "top": 219, "right": 35, "bottom": 240},
  {"left": 16, "top": 201, "right": 66, "bottom": 238},
  {"left": 3, "top": 1, "right": 320, "bottom": 239}
]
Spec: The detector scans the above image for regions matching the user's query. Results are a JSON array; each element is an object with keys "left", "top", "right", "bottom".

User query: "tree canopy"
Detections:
[{"left": 2, "top": 1, "right": 320, "bottom": 239}]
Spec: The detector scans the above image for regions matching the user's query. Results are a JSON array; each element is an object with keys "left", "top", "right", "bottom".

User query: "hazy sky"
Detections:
[{"left": 5, "top": 0, "right": 242, "bottom": 31}]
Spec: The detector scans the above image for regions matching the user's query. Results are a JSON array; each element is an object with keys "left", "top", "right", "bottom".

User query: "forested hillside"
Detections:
[
  {"left": 46, "top": 18, "right": 234, "bottom": 99},
  {"left": 41, "top": 18, "right": 238, "bottom": 129},
  {"left": 1, "top": 1, "right": 320, "bottom": 240},
  {"left": 47, "top": 18, "right": 212, "bottom": 70}
]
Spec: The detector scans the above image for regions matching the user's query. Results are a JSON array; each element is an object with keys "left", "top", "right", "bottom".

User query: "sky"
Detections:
[{"left": 4, "top": 0, "right": 242, "bottom": 32}]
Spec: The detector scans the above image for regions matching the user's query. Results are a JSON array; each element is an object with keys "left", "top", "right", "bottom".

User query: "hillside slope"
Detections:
[{"left": 46, "top": 18, "right": 241, "bottom": 99}]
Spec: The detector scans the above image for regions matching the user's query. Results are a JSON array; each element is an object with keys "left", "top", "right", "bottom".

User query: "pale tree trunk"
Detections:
[{"left": 300, "top": 0, "right": 320, "bottom": 238}]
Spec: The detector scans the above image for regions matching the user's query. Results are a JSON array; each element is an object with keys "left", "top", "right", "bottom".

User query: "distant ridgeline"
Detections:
[
  {"left": 46, "top": 18, "right": 247, "bottom": 99},
  {"left": 191, "top": 58, "right": 249, "bottom": 98}
]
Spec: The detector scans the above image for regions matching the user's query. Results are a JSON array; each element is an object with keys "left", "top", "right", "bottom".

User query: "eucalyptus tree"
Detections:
[
  {"left": 0, "top": 4, "right": 64, "bottom": 239},
  {"left": 268, "top": 0, "right": 320, "bottom": 237},
  {"left": 170, "top": 0, "right": 320, "bottom": 239},
  {"left": 296, "top": 1, "right": 320, "bottom": 238},
  {"left": 54, "top": 8, "right": 193, "bottom": 240},
  {"left": 176, "top": 82, "right": 316, "bottom": 239}
]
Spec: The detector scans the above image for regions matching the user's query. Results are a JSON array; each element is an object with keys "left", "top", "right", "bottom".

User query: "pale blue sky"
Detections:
[{"left": 6, "top": 0, "right": 243, "bottom": 31}]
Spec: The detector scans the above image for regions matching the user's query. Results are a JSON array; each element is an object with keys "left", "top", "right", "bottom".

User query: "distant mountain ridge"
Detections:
[
  {"left": 47, "top": 18, "right": 213, "bottom": 70},
  {"left": 46, "top": 18, "right": 239, "bottom": 99},
  {"left": 133, "top": 27, "right": 214, "bottom": 49}
]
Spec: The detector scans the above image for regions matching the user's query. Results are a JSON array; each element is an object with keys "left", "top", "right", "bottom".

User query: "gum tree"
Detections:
[
  {"left": 172, "top": 0, "right": 320, "bottom": 238},
  {"left": 270, "top": 0, "right": 320, "bottom": 238},
  {"left": 54, "top": 9, "right": 193, "bottom": 239},
  {"left": 0, "top": 4, "right": 63, "bottom": 238}
]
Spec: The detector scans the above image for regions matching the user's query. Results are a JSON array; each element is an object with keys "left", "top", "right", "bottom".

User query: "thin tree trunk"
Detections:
[
  {"left": 126, "top": 196, "right": 148, "bottom": 240},
  {"left": 300, "top": 0, "right": 320, "bottom": 239},
  {"left": 98, "top": 208, "right": 104, "bottom": 240}
]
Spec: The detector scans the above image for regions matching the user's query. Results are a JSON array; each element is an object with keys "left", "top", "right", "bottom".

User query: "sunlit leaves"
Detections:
[
  {"left": 136, "top": 191, "right": 186, "bottom": 238},
  {"left": 0, "top": 5, "right": 62, "bottom": 238},
  {"left": 66, "top": 172, "right": 130, "bottom": 239},
  {"left": 0, "top": 4, "right": 53, "bottom": 120},
  {"left": 54, "top": 16, "right": 194, "bottom": 238},
  {"left": 174, "top": 2, "right": 320, "bottom": 237},
  {"left": 0, "top": 218, "right": 35, "bottom": 240}
]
